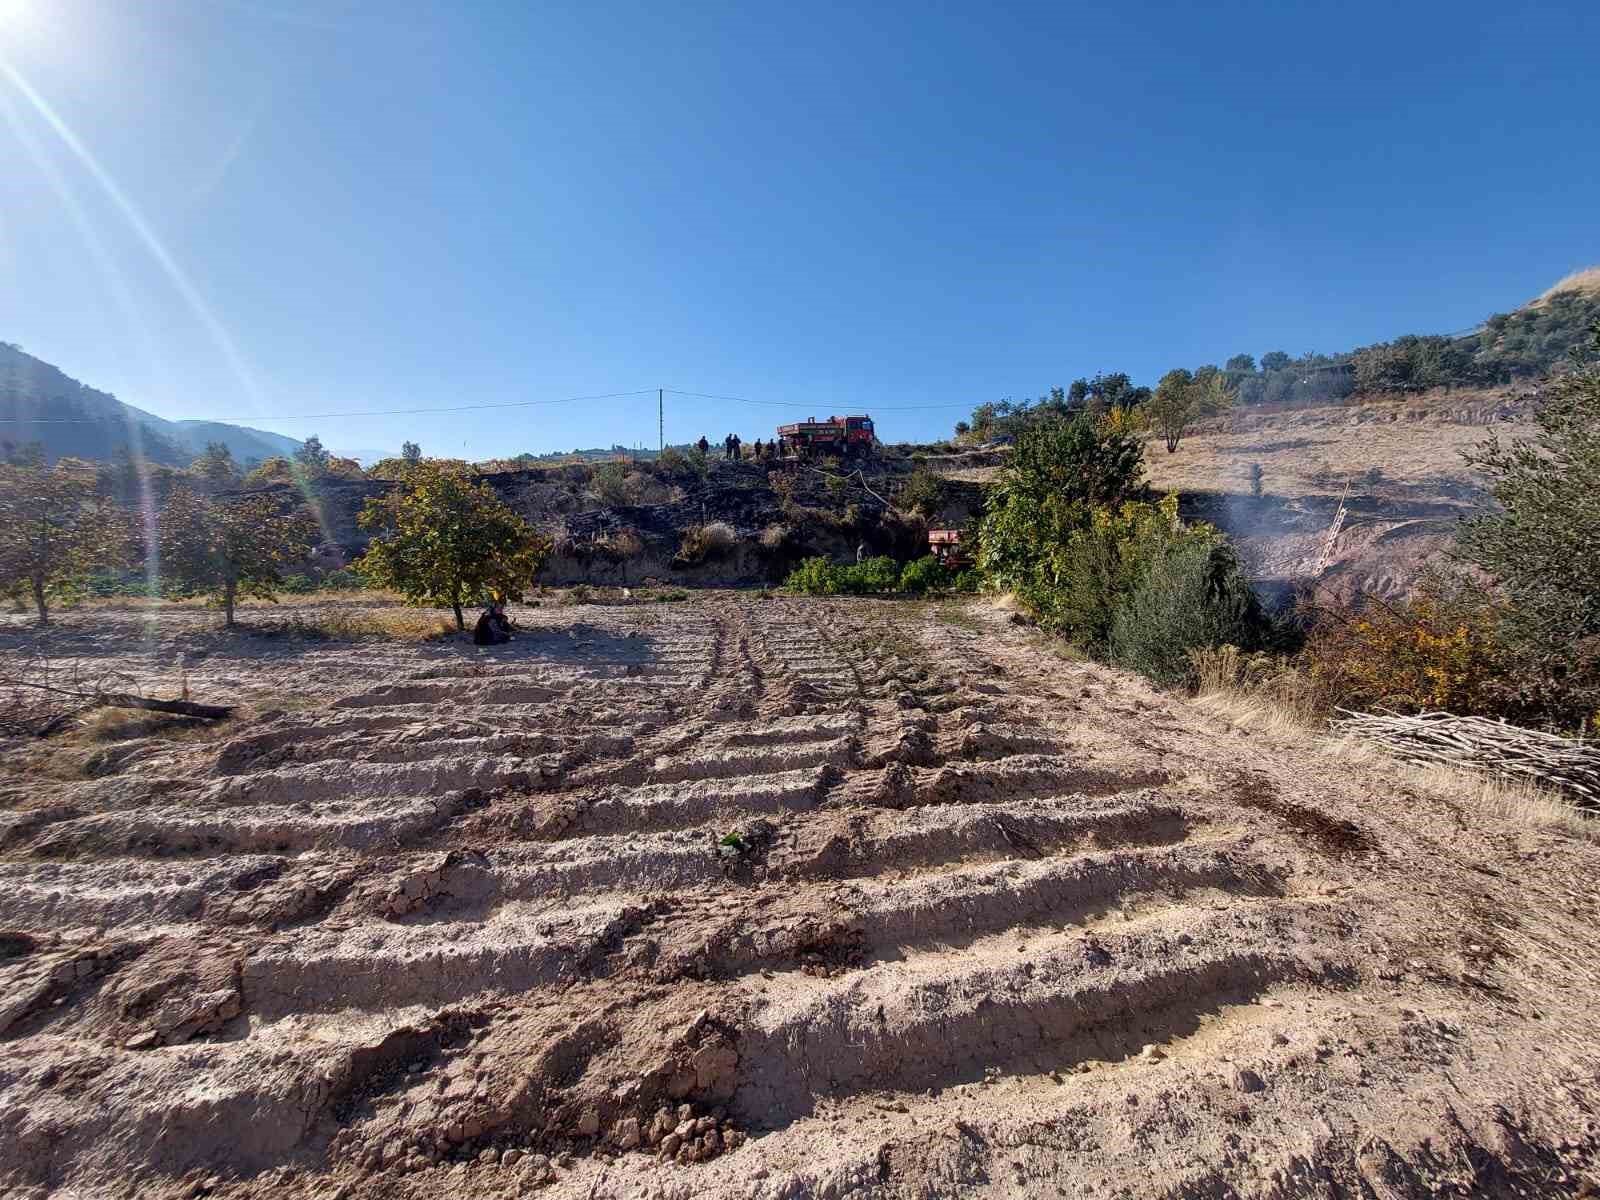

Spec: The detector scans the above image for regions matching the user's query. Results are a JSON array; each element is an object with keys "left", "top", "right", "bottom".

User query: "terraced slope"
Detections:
[{"left": 1, "top": 596, "right": 1597, "bottom": 1199}]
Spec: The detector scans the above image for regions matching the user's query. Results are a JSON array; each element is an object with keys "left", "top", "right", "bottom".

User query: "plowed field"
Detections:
[{"left": 1, "top": 595, "right": 1596, "bottom": 1199}]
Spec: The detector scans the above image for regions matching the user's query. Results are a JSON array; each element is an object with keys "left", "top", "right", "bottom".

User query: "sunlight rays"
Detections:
[
  {"left": 0, "top": 59, "right": 265, "bottom": 416},
  {"left": 0, "top": 84, "right": 166, "bottom": 638}
]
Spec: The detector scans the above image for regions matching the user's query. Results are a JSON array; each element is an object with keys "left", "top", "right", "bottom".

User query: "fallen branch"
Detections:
[
  {"left": 1333, "top": 709, "right": 1600, "bottom": 809},
  {"left": 1, "top": 674, "right": 235, "bottom": 728},
  {"left": 91, "top": 692, "right": 235, "bottom": 720}
]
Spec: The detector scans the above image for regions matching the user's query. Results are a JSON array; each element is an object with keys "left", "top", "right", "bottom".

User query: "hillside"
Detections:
[
  {"left": 0, "top": 342, "right": 300, "bottom": 467},
  {"left": 941, "top": 270, "right": 1600, "bottom": 600}
]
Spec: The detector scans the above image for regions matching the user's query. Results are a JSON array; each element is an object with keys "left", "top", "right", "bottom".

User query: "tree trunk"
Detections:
[
  {"left": 31, "top": 574, "right": 48, "bottom": 626},
  {"left": 223, "top": 579, "right": 237, "bottom": 628},
  {"left": 452, "top": 599, "right": 464, "bottom": 630}
]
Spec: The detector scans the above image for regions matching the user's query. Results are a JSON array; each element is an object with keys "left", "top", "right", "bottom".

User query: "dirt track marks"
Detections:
[{"left": 4, "top": 596, "right": 1585, "bottom": 1199}]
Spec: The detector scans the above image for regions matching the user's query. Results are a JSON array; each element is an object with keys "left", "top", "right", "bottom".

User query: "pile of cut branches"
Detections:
[{"left": 1334, "top": 709, "right": 1600, "bottom": 809}]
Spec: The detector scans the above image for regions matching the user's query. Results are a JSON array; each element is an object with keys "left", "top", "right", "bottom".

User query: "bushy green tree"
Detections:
[
  {"left": 190, "top": 442, "right": 241, "bottom": 491},
  {"left": 1149, "top": 368, "right": 1232, "bottom": 453},
  {"left": 355, "top": 460, "right": 551, "bottom": 628},
  {"left": 158, "top": 485, "right": 319, "bottom": 627},
  {"left": 898, "top": 469, "right": 948, "bottom": 519},
  {"left": 401, "top": 440, "right": 422, "bottom": 462},
  {"left": 1456, "top": 323, "right": 1600, "bottom": 724},
  {"left": 1109, "top": 537, "right": 1261, "bottom": 684},
  {"left": 976, "top": 414, "right": 1145, "bottom": 615},
  {"left": 0, "top": 460, "right": 132, "bottom": 624},
  {"left": 294, "top": 434, "right": 331, "bottom": 475}
]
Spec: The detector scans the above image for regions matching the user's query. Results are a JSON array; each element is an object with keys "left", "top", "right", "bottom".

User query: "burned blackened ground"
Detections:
[{"left": 0, "top": 594, "right": 1597, "bottom": 1199}]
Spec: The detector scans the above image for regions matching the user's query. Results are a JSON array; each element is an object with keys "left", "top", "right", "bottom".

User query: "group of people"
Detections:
[{"left": 694, "top": 433, "right": 781, "bottom": 462}]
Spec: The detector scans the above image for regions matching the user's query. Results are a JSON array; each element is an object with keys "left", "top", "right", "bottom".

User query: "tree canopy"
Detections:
[
  {"left": 157, "top": 485, "right": 319, "bottom": 626},
  {"left": 0, "top": 459, "right": 131, "bottom": 623},
  {"left": 354, "top": 460, "right": 551, "bottom": 628},
  {"left": 1149, "top": 367, "right": 1232, "bottom": 453},
  {"left": 1456, "top": 323, "right": 1600, "bottom": 724}
]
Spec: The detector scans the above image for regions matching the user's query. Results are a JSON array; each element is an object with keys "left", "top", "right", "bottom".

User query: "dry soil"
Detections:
[{"left": 1, "top": 595, "right": 1597, "bottom": 1199}]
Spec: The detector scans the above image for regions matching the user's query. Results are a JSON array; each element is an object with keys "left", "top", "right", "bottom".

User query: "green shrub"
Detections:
[
  {"left": 853, "top": 556, "right": 900, "bottom": 593},
  {"left": 898, "top": 555, "right": 950, "bottom": 594},
  {"left": 1108, "top": 540, "right": 1262, "bottom": 685},
  {"left": 785, "top": 557, "right": 843, "bottom": 595},
  {"left": 281, "top": 574, "right": 316, "bottom": 594},
  {"left": 784, "top": 555, "right": 902, "bottom": 596},
  {"left": 898, "top": 470, "right": 947, "bottom": 519}
]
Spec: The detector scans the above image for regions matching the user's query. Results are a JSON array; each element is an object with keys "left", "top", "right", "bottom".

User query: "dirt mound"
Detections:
[{"left": 1, "top": 596, "right": 1597, "bottom": 1198}]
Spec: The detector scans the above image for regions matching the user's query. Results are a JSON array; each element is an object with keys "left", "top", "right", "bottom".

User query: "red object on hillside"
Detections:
[
  {"left": 928, "top": 528, "right": 971, "bottom": 568},
  {"left": 775, "top": 414, "right": 876, "bottom": 458}
]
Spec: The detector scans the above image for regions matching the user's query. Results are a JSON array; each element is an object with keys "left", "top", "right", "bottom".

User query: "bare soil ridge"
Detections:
[{"left": 0, "top": 595, "right": 1596, "bottom": 1198}]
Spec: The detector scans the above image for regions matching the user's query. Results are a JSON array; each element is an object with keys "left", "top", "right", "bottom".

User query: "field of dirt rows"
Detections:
[{"left": 1, "top": 594, "right": 1597, "bottom": 1199}]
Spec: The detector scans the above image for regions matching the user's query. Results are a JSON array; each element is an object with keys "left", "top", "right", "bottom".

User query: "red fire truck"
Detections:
[{"left": 775, "top": 415, "right": 876, "bottom": 459}]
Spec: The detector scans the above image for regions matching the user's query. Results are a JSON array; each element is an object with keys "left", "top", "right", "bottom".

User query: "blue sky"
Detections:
[{"left": 1, "top": 0, "right": 1596, "bottom": 460}]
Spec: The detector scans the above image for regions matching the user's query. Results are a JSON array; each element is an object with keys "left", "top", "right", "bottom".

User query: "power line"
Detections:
[
  {"left": 0, "top": 384, "right": 977, "bottom": 428},
  {"left": 663, "top": 388, "right": 973, "bottom": 411},
  {"left": 0, "top": 388, "right": 662, "bottom": 424}
]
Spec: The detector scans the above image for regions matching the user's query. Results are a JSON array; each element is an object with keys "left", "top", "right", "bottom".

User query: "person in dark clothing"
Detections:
[
  {"left": 473, "top": 602, "right": 513, "bottom": 646},
  {"left": 752, "top": 437, "right": 763, "bottom": 460},
  {"left": 732, "top": 434, "right": 742, "bottom": 460},
  {"left": 696, "top": 436, "right": 710, "bottom": 456}
]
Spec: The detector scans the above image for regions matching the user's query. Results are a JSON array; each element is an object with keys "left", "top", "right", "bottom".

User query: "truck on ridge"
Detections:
[{"left": 775, "top": 414, "right": 876, "bottom": 459}]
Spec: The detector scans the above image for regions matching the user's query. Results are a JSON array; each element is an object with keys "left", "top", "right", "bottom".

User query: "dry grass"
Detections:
[
  {"left": 1191, "top": 687, "right": 1321, "bottom": 738},
  {"left": 700, "top": 521, "right": 738, "bottom": 553},
  {"left": 1190, "top": 675, "right": 1599, "bottom": 841},
  {"left": 69, "top": 588, "right": 405, "bottom": 612},
  {"left": 1189, "top": 645, "right": 1328, "bottom": 731},
  {"left": 262, "top": 610, "right": 460, "bottom": 642},
  {"left": 1534, "top": 265, "right": 1600, "bottom": 304},
  {"left": 1330, "top": 735, "right": 1599, "bottom": 842}
]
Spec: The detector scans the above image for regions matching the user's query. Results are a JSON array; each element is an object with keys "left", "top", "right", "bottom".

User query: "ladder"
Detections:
[{"left": 1311, "top": 479, "right": 1351, "bottom": 577}]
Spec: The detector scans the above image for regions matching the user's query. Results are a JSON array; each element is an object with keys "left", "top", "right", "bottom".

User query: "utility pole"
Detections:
[{"left": 658, "top": 388, "right": 663, "bottom": 453}]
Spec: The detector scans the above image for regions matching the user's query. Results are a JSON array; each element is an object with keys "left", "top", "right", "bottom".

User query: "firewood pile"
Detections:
[{"left": 1334, "top": 709, "right": 1600, "bottom": 809}]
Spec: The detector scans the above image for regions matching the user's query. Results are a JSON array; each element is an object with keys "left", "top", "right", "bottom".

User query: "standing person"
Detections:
[
  {"left": 752, "top": 437, "right": 763, "bottom": 460},
  {"left": 732, "top": 434, "right": 742, "bottom": 460},
  {"left": 696, "top": 435, "right": 709, "bottom": 456},
  {"left": 856, "top": 541, "right": 868, "bottom": 564}
]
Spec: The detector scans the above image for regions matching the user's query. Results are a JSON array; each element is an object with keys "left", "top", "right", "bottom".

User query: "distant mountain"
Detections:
[
  {"left": 0, "top": 342, "right": 302, "bottom": 467},
  {"left": 166, "top": 420, "right": 302, "bottom": 466}
]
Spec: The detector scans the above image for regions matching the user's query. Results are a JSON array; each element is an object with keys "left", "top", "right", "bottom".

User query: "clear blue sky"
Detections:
[{"left": 2, "top": 0, "right": 1596, "bottom": 460}]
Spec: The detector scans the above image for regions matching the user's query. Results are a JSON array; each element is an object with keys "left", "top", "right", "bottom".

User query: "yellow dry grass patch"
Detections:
[
  {"left": 1191, "top": 681, "right": 1598, "bottom": 842},
  {"left": 1329, "top": 735, "right": 1598, "bottom": 842},
  {"left": 1533, "top": 265, "right": 1600, "bottom": 304},
  {"left": 269, "top": 609, "right": 461, "bottom": 642}
]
